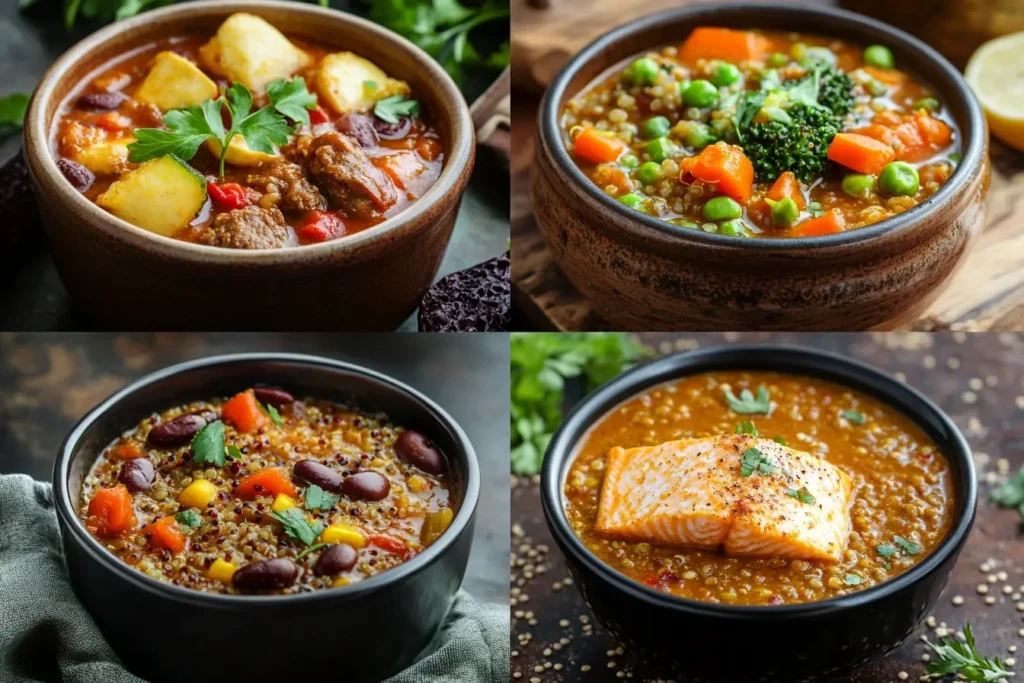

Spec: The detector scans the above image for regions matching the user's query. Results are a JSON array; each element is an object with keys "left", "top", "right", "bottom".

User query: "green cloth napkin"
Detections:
[{"left": 0, "top": 474, "right": 509, "bottom": 683}]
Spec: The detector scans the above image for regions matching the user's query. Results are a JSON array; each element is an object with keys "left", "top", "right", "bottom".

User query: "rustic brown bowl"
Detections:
[
  {"left": 532, "top": 3, "right": 990, "bottom": 331},
  {"left": 24, "top": 0, "right": 475, "bottom": 331}
]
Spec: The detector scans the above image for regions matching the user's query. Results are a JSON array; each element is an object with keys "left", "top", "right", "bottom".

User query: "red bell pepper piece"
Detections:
[
  {"left": 369, "top": 534, "right": 408, "bottom": 557},
  {"left": 207, "top": 182, "right": 252, "bottom": 210},
  {"left": 309, "top": 105, "right": 330, "bottom": 125},
  {"left": 298, "top": 210, "right": 346, "bottom": 243}
]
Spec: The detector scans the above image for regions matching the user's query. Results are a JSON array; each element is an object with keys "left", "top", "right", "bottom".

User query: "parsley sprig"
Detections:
[
  {"left": 925, "top": 624, "right": 1014, "bottom": 682},
  {"left": 191, "top": 420, "right": 227, "bottom": 467},
  {"left": 304, "top": 484, "right": 340, "bottom": 511},
  {"left": 270, "top": 508, "right": 323, "bottom": 546},
  {"left": 724, "top": 386, "right": 771, "bottom": 414},
  {"left": 374, "top": 95, "right": 421, "bottom": 124}
]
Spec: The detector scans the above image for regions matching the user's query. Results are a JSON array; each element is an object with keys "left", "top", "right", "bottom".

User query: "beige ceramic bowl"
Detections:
[{"left": 24, "top": 0, "right": 474, "bottom": 330}]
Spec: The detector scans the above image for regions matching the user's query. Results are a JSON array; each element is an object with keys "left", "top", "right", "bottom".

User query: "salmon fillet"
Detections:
[{"left": 593, "top": 434, "right": 853, "bottom": 563}]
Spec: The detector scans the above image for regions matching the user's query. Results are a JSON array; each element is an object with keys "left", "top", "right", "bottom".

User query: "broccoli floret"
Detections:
[
  {"left": 741, "top": 104, "right": 840, "bottom": 182},
  {"left": 795, "top": 66, "right": 855, "bottom": 119}
]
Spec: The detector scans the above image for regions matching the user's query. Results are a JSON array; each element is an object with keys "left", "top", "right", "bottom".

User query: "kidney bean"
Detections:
[
  {"left": 146, "top": 414, "right": 206, "bottom": 448},
  {"left": 232, "top": 558, "right": 299, "bottom": 591},
  {"left": 118, "top": 458, "right": 155, "bottom": 493},
  {"left": 252, "top": 386, "right": 295, "bottom": 407},
  {"left": 56, "top": 158, "right": 94, "bottom": 191},
  {"left": 373, "top": 116, "right": 412, "bottom": 140},
  {"left": 338, "top": 114, "right": 379, "bottom": 147},
  {"left": 394, "top": 430, "right": 444, "bottom": 475},
  {"left": 342, "top": 471, "right": 390, "bottom": 501},
  {"left": 314, "top": 543, "right": 357, "bottom": 576},
  {"left": 293, "top": 460, "right": 343, "bottom": 492},
  {"left": 77, "top": 91, "right": 127, "bottom": 111}
]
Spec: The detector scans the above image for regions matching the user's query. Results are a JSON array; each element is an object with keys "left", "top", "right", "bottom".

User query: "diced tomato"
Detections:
[
  {"left": 642, "top": 574, "right": 659, "bottom": 587},
  {"left": 207, "top": 182, "right": 253, "bottom": 211},
  {"left": 309, "top": 105, "right": 329, "bottom": 125},
  {"left": 298, "top": 210, "right": 346, "bottom": 243},
  {"left": 95, "top": 112, "right": 130, "bottom": 132},
  {"left": 369, "top": 534, "right": 408, "bottom": 557},
  {"left": 375, "top": 151, "right": 425, "bottom": 191},
  {"left": 86, "top": 485, "right": 137, "bottom": 537},
  {"left": 142, "top": 516, "right": 186, "bottom": 553}
]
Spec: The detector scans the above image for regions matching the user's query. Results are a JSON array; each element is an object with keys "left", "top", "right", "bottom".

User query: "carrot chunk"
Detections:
[
  {"left": 827, "top": 133, "right": 896, "bottom": 175},
  {"left": 863, "top": 66, "right": 906, "bottom": 87},
  {"left": 572, "top": 127, "right": 627, "bottom": 164},
  {"left": 142, "top": 516, "right": 186, "bottom": 553},
  {"left": 112, "top": 443, "right": 144, "bottom": 460},
  {"left": 593, "top": 164, "right": 634, "bottom": 196},
  {"left": 680, "top": 142, "right": 754, "bottom": 205},
  {"left": 375, "top": 151, "right": 426, "bottom": 190},
  {"left": 850, "top": 124, "right": 896, "bottom": 147},
  {"left": 86, "top": 485, "right": 138, "bottom": 537},
  {"left": 222, "top": 389, "right": 267, "bottom": 434},
  {"left": 234, "top": 467, "right": 298, "bottom": 500},
  {"left": 915, "top": 111, "right": 953, "bottom": 148},
  {"left": 766, "top": 171, "right": 806, "bottom": 210},
  {"left": 794, "top": 209, "right": 846, "bottom": 237},
  {"left": 679, "top": 27, "right": 771, "bottom": 63}
]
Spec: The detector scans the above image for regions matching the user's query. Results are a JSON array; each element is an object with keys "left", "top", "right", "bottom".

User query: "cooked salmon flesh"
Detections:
[{"left": 593, "top": 434, "right": 853, "bottom": 563}]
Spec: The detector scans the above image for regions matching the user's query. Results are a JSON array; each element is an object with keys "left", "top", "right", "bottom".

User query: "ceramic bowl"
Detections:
[
  {"left": 53, "top": 353, "right": 480, "bottom": 683},
  {"left": 532, "top": 3, "right": 989, "bottom": 331},
  {"left": 540, "top": 345, "right": 976, "bottom": 681},
  {"left": 24, "top": 0, "right": 475, "bottom": 330}
]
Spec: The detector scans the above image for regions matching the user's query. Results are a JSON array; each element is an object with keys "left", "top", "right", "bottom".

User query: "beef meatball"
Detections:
[{"left": 195, "top": 206, "right": 288, "bottom": 250}]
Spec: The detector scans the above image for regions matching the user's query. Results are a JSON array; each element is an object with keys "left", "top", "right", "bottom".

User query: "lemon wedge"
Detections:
[{"left": 965, "top": 31, "right": 1024, "bottom": 151}]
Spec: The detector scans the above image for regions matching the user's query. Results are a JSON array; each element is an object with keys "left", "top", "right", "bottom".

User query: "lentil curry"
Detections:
[
  {"left": 78, "top": 385, "right": 454, "bottom": 594},
  {"left": 53, "top": 12, "right": 443, "bottom": 248},
  {"left": 562, "top": 28, "right": 959, "bottom": 238},
  {"left": 564, "top": 371, "right": 955, "bottom": 605}
]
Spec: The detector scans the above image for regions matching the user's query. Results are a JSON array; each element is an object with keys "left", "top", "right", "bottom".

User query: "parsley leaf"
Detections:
[
  {"left": 740, "top": 447, "right": 775, "bottom": 477},
  {"left": 128, "top": 98, "right": 223, "bottom": 163},
  {"left": 723, "top": 386, "right": 771, "bottom": 414},
  {"left": 305, "top": 484, "right": 340, "bottom": 511},
  {"left": 773, "top": 436, "right": 788, "bottom": 446},
  {"left": 295, "top": 542, "right": 328, "bottom": 561},
  {"left": 786, "top": 487, "right": 816, "bottom": 504},
  {"left": 262, "top": 403, "right": 285, "bottom": 427},
  {"left": 893, "top": 536, "right": 921, "bottom": 555},
  {"left": 175, "top": 509, "right": 202, "bottom": 528},
  {"left": 267, "top": 77, "right": 318, "bottom": 126},
  {"left": 844, "top": 573, "right": 862, "bottom": 586},
  {"left": 270, "top": 508, "right": 323, "bottom": 546},
  {"left": 373, "top": 95, "right": 421, "bottom": 124},
  {"left": 735, "top": 420, "right": 759, "bottom": 436},
  {"left": 226, "top": 445, "right": 242, "bottom": 461},
  {"left": 926, "top": 624, "right": 1014, "bottom": 682},
  {"left": 0, "top": 93, "right": 30, "bottom": 130},
  {"left": 876, "top": 544, "right": 897, "bottom": 558},
  {"left": 191, "top": 420, "right": 226, "bottom": 467},
  {"left": 841, "top": 409, "right": 866, "bottom": 425}
]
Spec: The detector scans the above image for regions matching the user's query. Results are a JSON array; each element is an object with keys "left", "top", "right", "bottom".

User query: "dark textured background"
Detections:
[
  {"left": 512, "top": 332, "right": 1024, "bottom": 681},
  {"left": 0, "top": 332, "right": 512, "bottom": 604}
]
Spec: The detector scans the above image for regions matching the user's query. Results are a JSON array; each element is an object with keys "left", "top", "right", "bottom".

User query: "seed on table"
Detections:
[
  {"left": 952, "top": 595, "right": 964, "bottom": 605},
  {"left": 898, "top": 673, "right": 909, "bottom": 681},
  {"left": 985, "top": 596, "right": 997, "bottom": 605},
  {"left": 978, "top": 584, "right": 989, "bottom": 594}
]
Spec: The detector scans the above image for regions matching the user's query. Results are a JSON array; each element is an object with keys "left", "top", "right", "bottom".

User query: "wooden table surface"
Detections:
[
  {"left": 0, "top": 332, "right": 512, "bottom": 606},
  {"left": 511, "top": 331, "right": 1024, "bottom": 682},
  {"left": 509, "top": 0, "right": 1024, "bottom": 332}
]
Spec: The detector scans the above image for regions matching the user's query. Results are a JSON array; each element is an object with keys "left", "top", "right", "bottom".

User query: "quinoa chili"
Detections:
[
  {"left": 563, "top": 371, "right": 955, "bottom": 605},
  {"left": 562, "top": 28, "right": 959, "bottom": 238},
  {"left": 78, "top": 386, "right": 454, "bottom": 594}
]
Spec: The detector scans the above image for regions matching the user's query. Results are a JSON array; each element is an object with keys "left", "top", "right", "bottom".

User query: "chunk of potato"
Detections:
[
  {"left": 199, "top": 13, "right": 311, "bottom": 92},
  {"left": 316, "top": 52, "right": 410, "bottom": 114},
  {"left": 96, "top": 156, "right": 207, "bottom": 236},
  {"left": 71, "top": 138, "right": 134, "bottom": 175},
  {"left": 204, "top": 135, "right": 280, "bottom": 167},
  {"left": 134, "top": 52, "right": 219, "bottom": 111}
]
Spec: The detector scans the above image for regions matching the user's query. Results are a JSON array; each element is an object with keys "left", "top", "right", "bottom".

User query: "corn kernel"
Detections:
[
  {"left": 369, "top": 458, "right": 385, "bottom": 468},
  {"left": 271, "top": 494, "right": 296, "bottom": 513},
  {"left": 407, "top": 475, "right": 428, "bottom": 493},
  {"left": 208, "top": 559, "right": 237, "bottom": 583},
  {"left": 421, "top": 508, "right": 454, "bottom": 545},
  {"left": 332, "top": 577, "right": 351, "bottom": 588},
  {"left": 320, "top": 523, "right": 366, "bottom": 548},
  {"left": 178, "top": 479, "right": 217, "bottom": 508}
]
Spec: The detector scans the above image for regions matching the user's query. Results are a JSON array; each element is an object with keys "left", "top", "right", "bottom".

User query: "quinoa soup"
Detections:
[
  {"left": 563, "top": 371, "right": 955, "bottom": 606},
  {"left": 78, "top": 385, "right": 453, "bottom": 595}
]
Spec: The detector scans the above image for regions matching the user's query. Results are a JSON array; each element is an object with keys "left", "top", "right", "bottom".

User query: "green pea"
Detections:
[
  {"left": 949, "top": 152, "right": 962, "bottom": 164},
  {"left": 913, "top": 97, "right": 940, "bottom": 112},
  {"left": 767, "top": 52, "right": 789, "bottom": 67},
  {"left": 769, "top": 197, "right": 800, "bottom": 227},
  {"left": 620, "top": 154, "right": 638, "bottom": 169},
  {"left": 703, "top": 196, "right": 743, "bottom": 221},
  {"left": 625, "top": 57, "right": 659, "bottom": 86},
  {"left": 841, "top": 174, "right": 875, "bottom": 198},
  {"left": 711, "top": 62, "right": 742, "bottom": 87},
  {"left": 685, "top": 123, "right": 716, "bottom": 150},
  {"left": 878, "top": 161, "right": 919, "bottom": 196},
  {"left": 645, "top": 137, "right": 675, "bottom": 163},
  {"left": 719, "top": 219, "right": 747, "bottom": 236},
  {"left": 618, "top": 193, "right": 644, "bottom": 208},
  {"left": 641, "top": 116, "right": 671, "bottom": 140},
  {"left": 682, "top": 79, "right": 718, "bottom": 108},
  {"left": 636, "top": 161, "right": 663, "bottom": 185},
  {"left": 671, "top": 218, "right": 699, "bottom": 229},
  {"left": 864, "top": 44, "right": 894, "bottom": 69}
]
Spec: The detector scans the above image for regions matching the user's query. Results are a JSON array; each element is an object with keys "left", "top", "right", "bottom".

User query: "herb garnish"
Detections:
[
  {"left": 175, "top": 509, "right": 202, "bottom": 528},
  {"left": 844, "top": 573, "right": 862, "bottom": 586},
  {"left": 373, "top": 95, "right": 421, "bottom": 124},
  {"left": 266, "top": 76, "right": 318, "bottom": 126},
  {"left": 926, "top": 624, "right": 1014, "bottom": 682},
  {"left": 270, "top": 508, "right": 323, "bottom": 546},
  {"left": 740, "top": 447, "right": 775, "bottom": 477},
  {"left": 990, "top": 467, "right": 1024, "bottom": 528},
  {"left": 0, "top": 93, "right": 29, "bottom": 130},
  {"left": 295, "top": 542, "right": 328, "bottom": 561},
  {"left": 735, "top": 420, "right": 759, "bottom": 436},
  {"left": 786, "top": 487, "right": 816, "bottom": 504},
  {"left": 876, "top": 544, "right": 897, "bottom": 558},
  {"left": 893, "top": 536, "right": 921, "bottom": 555},
  {"left": 724, "top": 386, "right": 771, "bottom": 414},
  {"left": 841, "top": 409, "right": 866, "bottom": 425},
  {"left": 191, "top": 420, "right": 226, "bottom": 467},
  {"left": 304, "top": 484, "right": 340, "bottom": 511},
  {"left": 265, "top": 403, "right": 284, "bottom": 427},
  {"left": 773, "top": 436, "right": 788, "bottom": 446},
  {"left": 226, "top": 445, "right": 242, "bottom": 461}
]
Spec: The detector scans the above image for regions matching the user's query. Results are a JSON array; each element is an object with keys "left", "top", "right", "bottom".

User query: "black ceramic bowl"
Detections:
[
  {"left": 541, "top": 345, "right": 976, "bottom": 682},
  {"left": 53, "top": 353, "right": 480, "bottom": 683}
]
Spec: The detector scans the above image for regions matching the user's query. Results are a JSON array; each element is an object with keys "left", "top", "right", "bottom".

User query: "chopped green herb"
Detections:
[
  {"left": 786, "top": 487, "right": 816, "bottom": 504},
  {"left": 226, "top": 445, "right": 242, "bottom": 461},
  {"left": 174, "top": 509, "right": 202, "bottom": 528},
  {"left": 844, "top": 573, "right": 862, "bottom": 586},
  {"left": 265, "top": 403, "right": 284, "bottom": 426},
  {"left": 807, "top": 201, "right": 825, "bottom": 218},
  {"left": 373, "top": 95, "right": 421, "bottom": 124},
  {"left": 295, "top": 542, "right": 328, "bottom": 561},
  {"left": 735, "top": 420, "right": 759, "bottom": 436},
  {"left": 991, "top": 467, "right": 1024, "bottom": 508},
  {"left": 190, "top": 420, "right": 226, "bottom": 467},
  {"left": 876, "top": 544, "right": 897, "bottom": 558},
  {"left": 740, "top": 447, "right": 775, "bottom": 477},
  {"left": 926, "top": 624, "right": 1014, "bottom": 682},
  {"left": 266, "top": 76, "right": 318, "bottom": 126},
  {"left": 841, "top": 409, "right": 866, "bottom": 425},
  {"left": 893, "top": 536, "right": 921, "bottom": 555},
  {"left": 723, "top": 386, "right": 771, "bottom": 414},
  {"left": 270, "top": 508, "right": 323, "bottom": 546},
  {"left": 304, "top": 484, "right": 340, "bottom": 511},
  {"left": 772, "top": 436, "right": 788, "bottom": 446}
]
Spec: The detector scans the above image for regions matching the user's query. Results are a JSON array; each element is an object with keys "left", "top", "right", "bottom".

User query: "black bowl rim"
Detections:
[
  {"left": 53, "top": 352, "right": 481, "bottom": 607},
  {"left": 540, "top": 344, "right": 977, "bottom": 618},
  {"left": 538, "top": 2, "right": 987, "bottom": 251}
]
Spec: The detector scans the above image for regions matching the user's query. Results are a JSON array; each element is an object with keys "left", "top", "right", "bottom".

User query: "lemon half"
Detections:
[{"left": 965, "top": 31, "right": 1024, "bottom": 151}]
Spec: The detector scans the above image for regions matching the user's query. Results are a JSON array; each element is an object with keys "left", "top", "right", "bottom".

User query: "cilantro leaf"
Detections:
[
  {"left": 270, "top": 508, "right": 323, "bottom": 546},
  {"left": 305, "top": 484, "right": 340, "bottom": 511},
  {"left": 786, "top": 487, "right": 816, "bottom": 504},
  {"left": 740, "top": 447, "right": 774, "bottom": 477},
  {"left": 175, "top": 509, "right": 202, "bottom": 528},
  {"left": 723, "top": 386, "right": 771, "bottom": 414},
  {"left": 267, "top": 77, "right": 318, "bottom": 126},
  {"left": 876, "top": 543, "right": 897, "bottom": 558},
  {"left": 844, "top": 573, "right": 862, "bottom": 586},
  {"left": 226, "top": 445, "right": 242, "bottom": 461},
  {"left": 191, "top": 420, "right": 226, "bottom": 467},
  {"left": 893, "top": 536, "right": 921, "bottom": 555},
  {"left": 373, "top": 95, "right": 421, "bottom": 124},
  {"left": 0, "top": 93, "right": 30, "bottom": 129},
  {"left": 295, "top": 542, "right": 328, "bottom": 561},
  {"left": 735, "top": 420, "right": 759, "bottom": 436},
  {"left": 841, "top": 409, "right": 866, "bottom": 425},
  {"left": 261, "top": 402, "right": 285, "bottom": 427}
]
